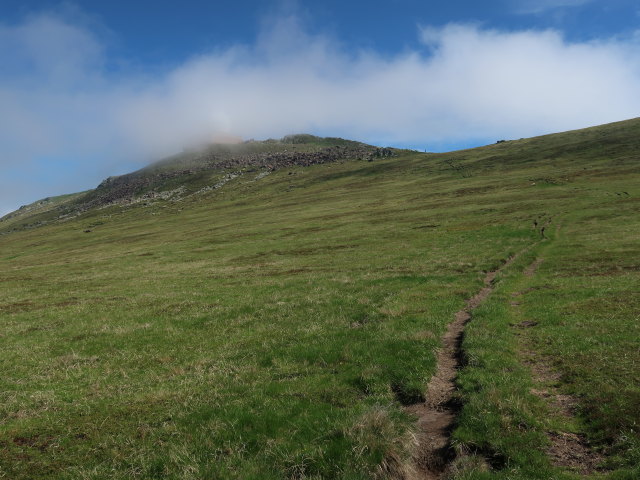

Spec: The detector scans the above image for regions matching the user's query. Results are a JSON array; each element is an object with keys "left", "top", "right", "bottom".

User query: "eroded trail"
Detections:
[
  {"left": 516, "top": 254, "right": 605, "bottom": 475},
  {"left": 408, "top": 254, "right": 522, "bottom": 479},
  {"left": 524, "top": 350, "right": 604, "bottom": 474}
]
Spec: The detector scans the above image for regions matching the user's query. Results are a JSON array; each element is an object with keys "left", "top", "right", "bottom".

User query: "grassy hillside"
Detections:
[
  {"left": 0, "top": 134, "right": 380, "bottom": 234},
  {"left": 0, "top": 119, "right": 638, "bottom": 479}
]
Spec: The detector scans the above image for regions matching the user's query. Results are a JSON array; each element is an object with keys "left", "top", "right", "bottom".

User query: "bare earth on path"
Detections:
[
  {"left": 526, "top": 354, "right": 605, "bottom": 475},
  {"left": 514, "top": 256, "right": 605, "bottom": 475},
  {"left": 408, "top": 253, "right": 523, "bottom": 479}
]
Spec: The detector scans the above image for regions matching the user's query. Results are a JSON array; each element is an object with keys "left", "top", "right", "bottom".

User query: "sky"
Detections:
[{"left": 1, "top": 0, "right": 640, "bottom": 215}]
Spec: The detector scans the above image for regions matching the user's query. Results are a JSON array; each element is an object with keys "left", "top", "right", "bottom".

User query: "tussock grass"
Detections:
[{"left": 1, "top": 118, "right": 639, "bottom": 478}]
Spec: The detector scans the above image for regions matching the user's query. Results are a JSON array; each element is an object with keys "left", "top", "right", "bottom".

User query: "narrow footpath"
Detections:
[
  {"left": 407, "top": 253, "right": 523, "bottom": 479},
  {"left": 515, "top": 254, "right": 605, "bottom": 475}
]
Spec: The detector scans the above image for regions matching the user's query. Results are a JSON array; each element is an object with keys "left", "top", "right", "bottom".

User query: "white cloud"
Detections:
[
  {"left": 1, "top": 12, "right": 640, "bottom": 213},
  {"left": 117, "top": 18, "right": 640, "bottom": 153}
]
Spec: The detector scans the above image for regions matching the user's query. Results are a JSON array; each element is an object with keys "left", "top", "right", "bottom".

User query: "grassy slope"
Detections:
[
  {"left": 0, "top": 135, "right": 374, "bottom": 234},
  {"left": 451, "top": 121, "right": 640, "bottom": 479},
  {"left": 0, "top": 119, "right": 638, "bottom": 479},
  {"left": 0, "top": 192, "right": 86, "bottom": 231}
]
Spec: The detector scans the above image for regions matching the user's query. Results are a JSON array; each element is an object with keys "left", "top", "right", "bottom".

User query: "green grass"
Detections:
[
  {"left": 1, "top": 118, "right": 639, "bottom": 478},
  {"left": 451, "top": 203, "right": 640, "bottom": 479}
]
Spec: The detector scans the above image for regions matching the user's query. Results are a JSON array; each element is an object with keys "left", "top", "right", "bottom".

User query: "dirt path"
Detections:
[
  {"left": 407, "top": 254, "right": 521, "bottom": 479},
  {"left": 515, "top": 256, "right": 604, "bottom": 475},
  {"left": 405, "top": 221, "right": 599, "bottom": 478},
  {"left": 525, "top": 352, "right": 604, "bottom": 474},
  {"left": 523, "top": 257, "right": 543, "bottom": 277}
]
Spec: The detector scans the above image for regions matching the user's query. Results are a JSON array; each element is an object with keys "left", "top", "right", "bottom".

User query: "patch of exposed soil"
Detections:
[
  {"left": 516, "top": 258, "right": 605, "bottom": 475},
  {"left": 525, "top": 352, "right": 605, "bottom": 474},
  {"left": 524, "top": 258, "right": 544, "bottom": 277},
  {"left": 515, "top": 319, "right": 538, "bottom": 328},
  {"left": 408, "top": 254, "right": 521, "bottom": 479},
  {"left": 511, "top": 284, "right": 553, "bottom": 298},
  {"left": 547, "top": 432, "right": 603, "bottom": 474},
  {"left": 12, "top": 435, "right": 54, "bottom": 452},
  {"left": 0, "top": 300, "right": 36, "bottom": 313}
]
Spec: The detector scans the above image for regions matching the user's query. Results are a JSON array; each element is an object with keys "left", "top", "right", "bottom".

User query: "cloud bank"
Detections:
[{"left": 1, "top": 12, "right": 640, "bottom": 213}]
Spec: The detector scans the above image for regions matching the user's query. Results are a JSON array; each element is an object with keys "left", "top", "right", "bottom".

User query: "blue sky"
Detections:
[{"left": 1, "top": 0, "right": 639, "bottom": 214}]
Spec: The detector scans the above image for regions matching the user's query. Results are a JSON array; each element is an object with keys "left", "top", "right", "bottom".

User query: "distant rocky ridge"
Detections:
[
  {"left": 1, "top": 135, "right": 396, "bottom": 232},
  {"left": 83, "top": 143, "right": 392, "bottom": 210}
]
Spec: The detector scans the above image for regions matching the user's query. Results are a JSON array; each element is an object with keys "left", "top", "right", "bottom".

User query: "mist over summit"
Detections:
[{"left": 2, "top": 3, "right": 640, "bottom": 214}]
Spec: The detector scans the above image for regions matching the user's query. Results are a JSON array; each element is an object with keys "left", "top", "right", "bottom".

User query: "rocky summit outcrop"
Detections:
[
  {"left": 0, "top": 135, "right": 396, "bottom": 233},
  {"left": 82, "top": 142, "right": 387, "bottom": 209}
]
